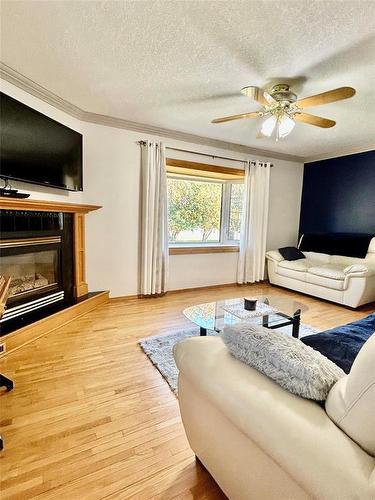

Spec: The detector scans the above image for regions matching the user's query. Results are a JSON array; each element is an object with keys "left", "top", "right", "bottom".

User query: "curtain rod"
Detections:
[
  {"left": 166, "top": 146, "right": 274, "bottom": 167},
  {"left": 136, "top": 141, "right": 274, "bottom": 167}
]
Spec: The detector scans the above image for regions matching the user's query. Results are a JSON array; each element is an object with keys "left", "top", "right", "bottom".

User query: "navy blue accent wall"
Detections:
[{"left": 299, "top": 150, "right": 375, "bottom": 235}]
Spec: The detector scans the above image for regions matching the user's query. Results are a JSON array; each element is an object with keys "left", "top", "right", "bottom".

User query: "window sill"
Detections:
[{"left": 169, "top": 245, "right": 239, "bottom": 255}]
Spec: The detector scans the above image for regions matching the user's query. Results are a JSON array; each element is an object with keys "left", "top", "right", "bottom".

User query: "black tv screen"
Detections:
[{"left": 0, "top": 92, "right": 83, "bottom": 191}]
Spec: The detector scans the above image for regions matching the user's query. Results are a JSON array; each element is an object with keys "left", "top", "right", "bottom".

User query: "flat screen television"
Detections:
[{"left": 0, "top": 92, "right": 83, "bottom": 191}]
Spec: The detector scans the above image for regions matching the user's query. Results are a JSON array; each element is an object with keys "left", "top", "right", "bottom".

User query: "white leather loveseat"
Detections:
[
  {"left": 174, "top": 334, "right": 375, "bottom": 500},
  {"left": 266, "top": 237, "right": 375, "bottom": 308}
]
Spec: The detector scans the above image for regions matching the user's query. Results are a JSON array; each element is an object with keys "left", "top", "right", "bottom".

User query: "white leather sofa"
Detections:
[
  {"left": 266, "top": 237, "right": 375, "bottom": 308},
  {"left": 174, "top": 334, "right": 375, "bottom": 500}
]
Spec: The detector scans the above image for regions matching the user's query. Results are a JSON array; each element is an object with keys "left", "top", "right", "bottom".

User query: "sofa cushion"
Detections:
[
  {"left": 221, "top": 322, "right": 344, "bottom": 401},
  {"left": 331, "top": 254, "right": 372, "bottom": 266},
  {"left": 301, "top": 313, "right": 375, "bottom": 374},
  {"left": 302, "top": 251, "right": 331, "bottom": 263},
  {"left": 307, "top": 264, "right": 346, "bottom": 280},
  {"left": 278, "top": 246, "right": 305, "bottom": 261},
  {"left": 277, "top": 266, "right": 307, "bottom": 282},
  {"left": 279, "top": 258, "right": 310, "bottom": 272},
  {"left": 305, "top": 272, "right": 345, "bottom": 291},
  {"left": 326, "top": 334, "right": 375, "bottom": 456}
]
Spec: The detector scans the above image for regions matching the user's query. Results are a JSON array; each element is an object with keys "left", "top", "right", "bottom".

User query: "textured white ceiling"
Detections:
[{"left": 1, "top": 0, "right": 375, "bottom": 158}]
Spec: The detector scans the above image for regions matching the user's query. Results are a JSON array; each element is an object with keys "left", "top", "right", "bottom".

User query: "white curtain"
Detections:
[
  {"left": 139, "top": 141, "right": 169, "bottom": 295},
  {"left": 237, "top": 161, "right": 271, "bottom": 284}
]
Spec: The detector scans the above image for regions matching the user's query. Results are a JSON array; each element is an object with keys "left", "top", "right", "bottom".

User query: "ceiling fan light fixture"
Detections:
[
  {"left": 260, "top": 115, "right": 277, "bottom": 137},
  {"left": 278, "top": 114, "right": 295, "bottom": 138},
  {"left": 212, "top": 84, "right": 355, "bottom": 140}
]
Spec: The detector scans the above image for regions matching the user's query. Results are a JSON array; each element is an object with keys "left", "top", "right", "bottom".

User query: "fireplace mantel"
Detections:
[
  {"left": 0, "top": 196, "right": 108, "bottom": 356},
  {"left": 0, "top": 197, "right": 101, "bottom": 214},
  {"left": 1, "top": 197, "right": 102, "bottom": 309}
]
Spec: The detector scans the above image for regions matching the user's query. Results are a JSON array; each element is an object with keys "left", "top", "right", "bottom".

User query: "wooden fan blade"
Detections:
[
  {"left": 294, "top": 112, "right": 336, "bottom": 128},
  {"left": 240, "top": 86, "right": 268, "bottom": 106},
  {"left": 296, "top": 87, "right": 355, "bottom": 109},
  {"left": 211, "top": 111, "right": 260, "bottom": 124}
]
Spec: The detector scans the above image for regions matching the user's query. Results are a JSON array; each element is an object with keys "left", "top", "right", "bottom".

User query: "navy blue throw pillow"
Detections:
[
  {"left": 278, "top": 246, "right": 305, "bottom": 261},
  {"left": 301, "top": 313, "right": 375, "bottom": 373}
]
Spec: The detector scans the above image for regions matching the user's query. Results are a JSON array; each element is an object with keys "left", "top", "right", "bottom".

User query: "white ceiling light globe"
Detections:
[
  {"left": 278, "top": 115, "right": 295, "bottom": 138},
  {"left": 260, "top": 115, "right": 277, "bottom": 137}
]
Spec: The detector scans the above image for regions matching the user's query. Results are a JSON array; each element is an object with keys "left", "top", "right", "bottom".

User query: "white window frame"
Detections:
[
  {"left": 220, "top": 181, "right": 244, "bottom": 245},
  {"left": 167, "top": 173, "right": 243, "bottom": 248}
]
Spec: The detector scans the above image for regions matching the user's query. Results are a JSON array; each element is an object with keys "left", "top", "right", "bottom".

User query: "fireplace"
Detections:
[{"left": 0, "top": 210, "right": 74, "bottom": 332}]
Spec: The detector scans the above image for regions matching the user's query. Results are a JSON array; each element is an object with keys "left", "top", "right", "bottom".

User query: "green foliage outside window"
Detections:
[{"left": 167, "top": 178, "right": 222, "bottom": 242}]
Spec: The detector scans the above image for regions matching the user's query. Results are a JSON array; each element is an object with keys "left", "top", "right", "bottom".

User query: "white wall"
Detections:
[
  {"left": 1, "top": 79, "right": 304, "bottom": 296},
  {"left": 82, "top": 122, "right": 304, "bottom": 294},
  {"left": 169, "top": 252, "right": 239, "bottom": 290},
  {"left": 267, "top": 161, "right": 304, "bottom": 250}
]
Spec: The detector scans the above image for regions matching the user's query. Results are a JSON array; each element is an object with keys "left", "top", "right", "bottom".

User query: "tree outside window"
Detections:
[{"left": 167, "top": 176, "right": 244, "bottom": 245}]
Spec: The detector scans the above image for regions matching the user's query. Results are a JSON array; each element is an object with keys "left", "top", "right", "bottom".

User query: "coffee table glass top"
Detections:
[{"left": 183, "top": 295, "right": 308, "bottom": 333}]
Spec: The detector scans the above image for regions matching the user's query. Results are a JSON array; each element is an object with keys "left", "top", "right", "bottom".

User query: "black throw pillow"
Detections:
[{"left": 278, "top": 246, "right": 305, "bottom": 261}]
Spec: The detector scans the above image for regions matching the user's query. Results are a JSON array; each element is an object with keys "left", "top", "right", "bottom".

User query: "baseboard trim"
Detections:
[
  {"left": 0, "top": 291, "right": 109, "bottom": 358},
  {"left": 109, "top": 294, "right": 139, "bottom": 302},
  {"left": 108, "top": 281, "right": 269, "bottom": 302},
  {"left": 168, "top": 281, "right": 269, "bottom": 294}
]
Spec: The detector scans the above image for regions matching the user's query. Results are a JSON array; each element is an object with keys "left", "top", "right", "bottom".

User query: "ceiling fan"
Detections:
[{"left": 211, "top": 84, "right": 356, "bottom": 140}]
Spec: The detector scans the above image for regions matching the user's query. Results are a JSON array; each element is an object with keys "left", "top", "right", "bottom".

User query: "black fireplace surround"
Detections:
[{"left": 0, "top": 210, "right": 74, "bottom": 335}]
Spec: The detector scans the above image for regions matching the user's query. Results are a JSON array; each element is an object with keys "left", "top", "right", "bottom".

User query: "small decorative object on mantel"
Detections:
[
  {"left": 0, "top": 178, "right": 30, "bottom": 199},
  {"left": 244, "top": 297, "right": 257, "bottom": 310},
  {"left": 222, "top": 300, "right": 278, "bottom": 320}
]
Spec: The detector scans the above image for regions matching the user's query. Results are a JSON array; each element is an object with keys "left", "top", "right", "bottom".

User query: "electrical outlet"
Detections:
[{"left": 0, "top": 343, "right": 6, "bottom": 354}]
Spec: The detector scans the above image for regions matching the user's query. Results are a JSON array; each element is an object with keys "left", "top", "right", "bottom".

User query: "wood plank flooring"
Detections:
[{"left": 1, "top": 283, "right": 374, "bottom": 499}]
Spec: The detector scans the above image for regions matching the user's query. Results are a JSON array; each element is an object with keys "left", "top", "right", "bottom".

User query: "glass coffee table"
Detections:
[{"left": 183, "top": 295, "right": 308, "bottom": 338}]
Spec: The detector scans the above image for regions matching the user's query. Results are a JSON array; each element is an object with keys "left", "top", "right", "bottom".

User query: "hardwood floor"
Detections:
[{"left": 1, "top": 283, "right": 374, "bottom": 499}]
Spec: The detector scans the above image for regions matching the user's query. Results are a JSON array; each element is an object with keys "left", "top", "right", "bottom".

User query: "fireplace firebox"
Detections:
[{"left": 0, "top": 210, "right": 74, "bottom": 333}]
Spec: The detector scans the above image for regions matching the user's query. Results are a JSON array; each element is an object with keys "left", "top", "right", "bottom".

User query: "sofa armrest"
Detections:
[
  {"left": 266, "top": 250, "right": 284, "bottom": 263},
  {"left": 344, "top": 264, "right": 375, "bottom": 277},
  {"left": 174, "top": 337, "right": 375, "bottom": 499}
]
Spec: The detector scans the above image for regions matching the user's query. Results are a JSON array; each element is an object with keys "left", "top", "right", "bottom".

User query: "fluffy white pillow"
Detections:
[
  {"left": 221, "top": 322, "right": 344, "bottom": 401},
  {"left": 326, "top": 333, "right": 375, "bottom": 456}
]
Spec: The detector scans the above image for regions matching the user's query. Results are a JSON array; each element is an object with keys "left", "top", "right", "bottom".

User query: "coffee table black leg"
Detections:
[
  {"left": 262, "top": 315, "right": 269, "bottom": 328},
  {"left": 200, "top": 327, "right": 207, "bottom": 336},
  {"left": 292, "top": 309, "right": 301, "bottom": 338},
  {"left": 0, "top": 374, "right": 13, "bottom": 392}
]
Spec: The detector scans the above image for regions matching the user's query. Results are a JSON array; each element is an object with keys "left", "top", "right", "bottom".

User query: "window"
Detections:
[
  {"left": 167, "top": 175, "right": 244, "bottom": 247},
  {"left": 228, "top": 183, "right": 244, "bottom": 242}
]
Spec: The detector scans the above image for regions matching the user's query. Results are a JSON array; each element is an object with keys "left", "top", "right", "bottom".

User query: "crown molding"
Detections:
[
  {"left": 303, "top": 143, "right": 375, "bottom": 163},
  {"left": 0, "top": 62, "right": 84, "bottom": 119},
  {"left": 5, "top": 61, "right": 372, "bottom": 165},
  {"left": 1, "top": 62, "right": 305, "bottom": 163},
  {"left": 81, "top": 110, "right": 304, "bottom": 162}
]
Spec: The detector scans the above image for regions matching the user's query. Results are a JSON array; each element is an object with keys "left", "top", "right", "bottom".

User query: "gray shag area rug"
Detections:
[{"left": 139, "top": 322, "right": 320, "bottom": 394}]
